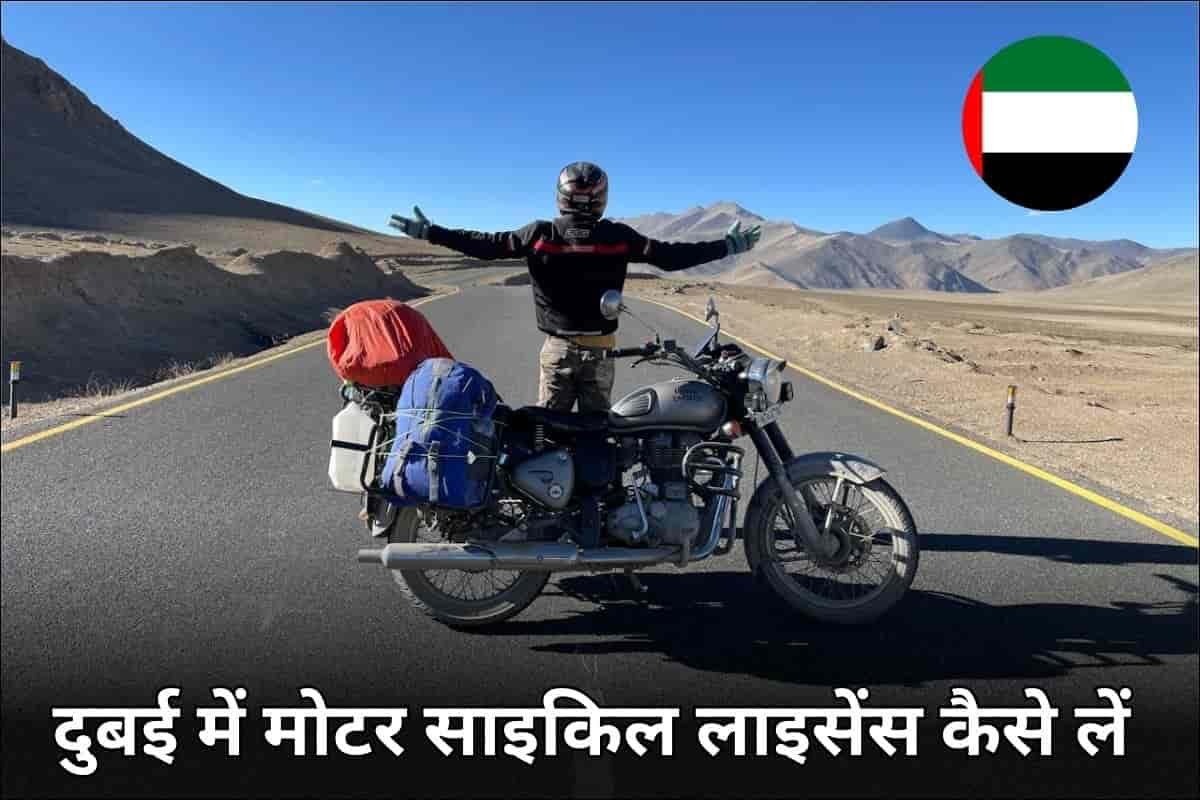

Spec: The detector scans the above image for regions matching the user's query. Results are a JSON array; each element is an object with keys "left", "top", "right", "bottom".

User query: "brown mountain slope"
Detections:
[
  {"left": 1, "top": 40, "right": 444, "bottom": 401},
  {"left": 622, "top": 204, "right": 1194, "bottom": 293},
  {"left": 0, "top": 38, "right": 437, "bottom": 255},
  {"left": 1042, "top": 252, "right": 1199, "bottom": 307},
  {"left": 621, "top": 206, "right": 989, "bottom": 291}
]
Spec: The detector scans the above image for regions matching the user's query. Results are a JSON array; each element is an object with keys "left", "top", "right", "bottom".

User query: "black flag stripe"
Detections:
[{"left": 981, "top": 153, "right": 1133, "bottom": 212}]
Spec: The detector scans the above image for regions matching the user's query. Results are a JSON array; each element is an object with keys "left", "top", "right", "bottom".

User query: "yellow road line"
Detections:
[
  {"left": 0, "top": 291, "right": 455, "bottom": 455},
  {"left": 636, "top": 295, "right": 1199, "bottom": 548}
]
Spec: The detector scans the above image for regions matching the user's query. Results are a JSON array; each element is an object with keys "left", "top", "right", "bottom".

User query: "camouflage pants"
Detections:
[{"left": 537, "top": 336, "right": 615, "bottom": 413}]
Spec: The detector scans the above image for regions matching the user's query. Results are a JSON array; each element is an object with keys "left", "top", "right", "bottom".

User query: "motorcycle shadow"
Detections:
[
  {"left": 919, "top": 532, "right": 1199, "bottom": 565},
  {"left": 489, "top": 545, "right": 1197, "bottom": 687}
]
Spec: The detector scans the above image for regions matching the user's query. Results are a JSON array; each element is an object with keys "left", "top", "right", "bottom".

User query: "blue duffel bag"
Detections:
[{"left": 380, "top": 358, "right": 500, "bottom": 509}]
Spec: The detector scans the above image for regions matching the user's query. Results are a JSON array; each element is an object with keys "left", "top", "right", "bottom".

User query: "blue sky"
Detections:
[{"left": 2, "top": 1, "right": 1197, "bottom": 247}]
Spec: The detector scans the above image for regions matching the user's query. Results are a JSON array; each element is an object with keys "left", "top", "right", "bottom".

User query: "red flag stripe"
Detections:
[
  {"left": 532, "top": 240, "right": 630, "bottom": 255},
  {"left": 962, "top": 69, "right": 984, "bottom": 177}
]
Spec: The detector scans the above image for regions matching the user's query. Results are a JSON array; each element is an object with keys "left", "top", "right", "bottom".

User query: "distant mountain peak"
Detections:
[
  {"left": 704, "top": 201, "right": 765, "bottom": 221},
  {"left": 618, "top": 202, "right": 1191, "bottom": 293},
  {"left": 709, "top": 200, "right": 752, "bottom": 212},
  {"left": 867, "top": 216, "right": 951, "bottom": 242}
]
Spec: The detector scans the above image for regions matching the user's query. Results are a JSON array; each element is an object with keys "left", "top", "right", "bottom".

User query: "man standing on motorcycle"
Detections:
[{"left": 388, "top": 162, "right": 761, "bottom": 412}]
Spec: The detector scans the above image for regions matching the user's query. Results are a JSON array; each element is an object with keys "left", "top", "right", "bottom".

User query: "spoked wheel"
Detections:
[
  {"left": 744, "top": 471, "right": 919, "bottom": 625},
  {"left": 386, "top": 507, "right": 549, "bottom": 627}
]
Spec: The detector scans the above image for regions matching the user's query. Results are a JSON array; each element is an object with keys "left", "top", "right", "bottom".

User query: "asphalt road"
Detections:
[{"left": 3, "top": 286, "right": 1197, "bottom": 798}]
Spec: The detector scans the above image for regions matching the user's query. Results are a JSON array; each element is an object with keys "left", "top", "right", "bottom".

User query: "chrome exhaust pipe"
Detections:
[
  {"left": 578, "top": 547, "right": 680, "bottom": 569},
  {"left": 357, "top": 541, "right": 681, "bottom": 572},
  {"left": 357, "top": 469, "right": 739, "bottom": 573}
]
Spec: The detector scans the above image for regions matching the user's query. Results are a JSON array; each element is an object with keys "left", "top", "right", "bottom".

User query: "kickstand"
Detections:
[{"left": 624, "top": 569, "right": 647, "bottom": 595}]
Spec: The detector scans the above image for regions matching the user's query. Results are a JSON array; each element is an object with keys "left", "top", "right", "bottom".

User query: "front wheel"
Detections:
[
  {"left": 385, "top": 507, "right": 549, "bottom": 627},
  {"left": 743, "top": 467, "right": 919, "bottom": 625}
]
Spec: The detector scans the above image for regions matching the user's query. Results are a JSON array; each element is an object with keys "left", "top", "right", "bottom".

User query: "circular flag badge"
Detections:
[{"left": 962, "top": 36, "right": 1138, "bottom": 211}]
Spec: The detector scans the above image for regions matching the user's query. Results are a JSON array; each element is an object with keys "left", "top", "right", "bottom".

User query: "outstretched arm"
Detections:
[
  {"left": 619, "top": 221, "right": 762, "bottom": 272},
  {"left": 389, "top": 206, "right": 542, "bottom": 261}
]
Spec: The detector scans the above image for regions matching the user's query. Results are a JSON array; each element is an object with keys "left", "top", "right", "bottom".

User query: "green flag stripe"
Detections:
[{"left": 983, "top": 36, "right": 1131, "bottom": 92}]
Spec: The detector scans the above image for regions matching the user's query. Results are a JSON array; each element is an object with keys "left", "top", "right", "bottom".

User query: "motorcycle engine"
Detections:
[{"left": 607, "top": 432, "right": 702, "bottom": 546}]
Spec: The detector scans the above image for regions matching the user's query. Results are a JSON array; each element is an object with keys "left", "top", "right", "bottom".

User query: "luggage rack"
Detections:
[
  {"left": 358, "top": 422, "right": 397, "bottom": 498},
  {"left": 338, "top": 383, "right": 403, "bottom": 498},
  {"left": 340, "top": 382, "right": 400, "bottom": 412}
]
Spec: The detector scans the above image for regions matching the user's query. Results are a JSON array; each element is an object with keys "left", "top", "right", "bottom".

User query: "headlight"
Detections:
[{"left": 746, "top": 357, "right": 786, "bottom": 406}]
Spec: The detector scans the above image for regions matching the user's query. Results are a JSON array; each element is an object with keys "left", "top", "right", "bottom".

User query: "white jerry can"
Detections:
[{"left": 329, "top": 402, "right": 378, "bottom": 492}]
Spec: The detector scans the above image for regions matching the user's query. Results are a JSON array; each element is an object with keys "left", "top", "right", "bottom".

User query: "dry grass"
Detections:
[
  {"left": 0, "top": 335, "right": 324, "bottom": 437},
  {"left": 150, "top": 352, "right": 238, "bottom": 382},
  {"left": 153, "top": 360, "right": 198, "bottom": 382},
  {"left": 78, "top": 376, "right": 140, "bottom": 400}
]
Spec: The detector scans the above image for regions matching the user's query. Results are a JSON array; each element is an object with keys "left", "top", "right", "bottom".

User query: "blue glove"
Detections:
[
  {"left": 725, "top": 220, "right": 762, "bottom": 256},
  {"left": 388, "top": 206, "right": 432, "bottom": 239}
]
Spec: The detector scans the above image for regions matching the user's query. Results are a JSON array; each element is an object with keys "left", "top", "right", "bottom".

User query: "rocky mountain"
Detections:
[
  {"left": 1044, "top": 251, "right": 1199, "bottom": 306},
  {"left": 1, "top": 39, "right": 324, "bottom": 228},
  {"left": 0, "top": 40, "right": 440, "bottom": 400},
  {"left": 0, "top": 38, "right": 439, "bottom": 255},
  {"left": 866, "top": 216, "right": 957, "bottom": 244},
  {"left": 620, "top": 205, "right": 1196, "bottom": 293},
  {"left": 3, "top": 38, "right": 1192, "bottom": 294},
  {"left": 944, "top": 236, "right": 1137, "bottom": 291}
]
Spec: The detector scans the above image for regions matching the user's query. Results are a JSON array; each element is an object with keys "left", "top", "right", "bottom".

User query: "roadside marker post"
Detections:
[
  {"left": 1005, "top": 384, "right": 1017, "bottom": 437},
  {"left": 8, "top": 361, "right": 20, "bottom": 420}
]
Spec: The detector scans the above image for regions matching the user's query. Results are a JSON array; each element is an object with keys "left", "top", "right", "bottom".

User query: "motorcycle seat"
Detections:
[{"left": 512, "top": 406, "right": 610, "bottom": 434}]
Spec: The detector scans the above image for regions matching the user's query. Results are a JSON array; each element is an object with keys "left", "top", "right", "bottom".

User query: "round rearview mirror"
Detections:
[{"left": 599, "top": 290, "right": 623, "bottom": 321}]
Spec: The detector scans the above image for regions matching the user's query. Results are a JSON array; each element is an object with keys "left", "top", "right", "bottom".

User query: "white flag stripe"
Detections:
[{"left": 982, "top": 92, "right": 1138, "bottom": 153}]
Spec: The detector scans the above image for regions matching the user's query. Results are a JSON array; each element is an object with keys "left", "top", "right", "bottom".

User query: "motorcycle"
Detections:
[{"left": 355, "top": 291, "right": 919, "bottom": 627}]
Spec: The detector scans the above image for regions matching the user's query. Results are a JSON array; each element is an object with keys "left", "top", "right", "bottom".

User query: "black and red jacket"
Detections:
[{"left": 427, "top": 216, "right": 729, "bottom": 336}]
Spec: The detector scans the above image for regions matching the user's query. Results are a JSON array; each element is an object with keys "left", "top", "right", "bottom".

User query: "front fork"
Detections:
[{"left": 746, "top": 421, "right": 831, "bottom": 560}]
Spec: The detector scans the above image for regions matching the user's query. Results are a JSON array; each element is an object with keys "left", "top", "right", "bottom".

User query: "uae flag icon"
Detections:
[{"left": 962, "top": 36, "right": 1138, "bottom": 211}]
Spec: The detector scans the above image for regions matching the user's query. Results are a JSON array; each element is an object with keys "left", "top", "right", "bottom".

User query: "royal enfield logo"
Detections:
[{"left": 673, "top": 385, "right": 707, "bottom": 403}]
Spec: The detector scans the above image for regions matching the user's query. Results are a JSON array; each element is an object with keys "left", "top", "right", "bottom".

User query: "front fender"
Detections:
[
  {"left": 741, "top": 450, "right": 903, "bottom": 577},
  {"left": 785, "top": 451, "right": 887, "bottom": 484}
]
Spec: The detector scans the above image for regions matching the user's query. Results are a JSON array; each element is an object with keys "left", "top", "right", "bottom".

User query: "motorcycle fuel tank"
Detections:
[{"left": 609, "top": 379, "right": 726, "bottom": 433}]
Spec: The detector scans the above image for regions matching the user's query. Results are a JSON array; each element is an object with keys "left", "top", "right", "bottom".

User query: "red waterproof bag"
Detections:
[{"left": 326, "top": 299, "right": 453, "bottom": 387}]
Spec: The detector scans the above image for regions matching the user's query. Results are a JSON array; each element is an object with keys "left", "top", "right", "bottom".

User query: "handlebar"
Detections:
[
  {"left": 603, "top": 336, "right": 747, "bottom": 392},
  {"left": 604, "top": 344, "right": 660, "bottom": 359}
]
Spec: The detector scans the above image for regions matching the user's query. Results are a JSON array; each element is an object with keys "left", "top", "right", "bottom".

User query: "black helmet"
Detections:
[{"left": 556, "top": 161, "right": 608, "bottom": 218}]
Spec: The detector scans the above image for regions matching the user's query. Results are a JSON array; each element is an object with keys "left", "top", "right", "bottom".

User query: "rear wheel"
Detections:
[
  {"left": 385, "top": 507, "right": 549, "bottom": 627},
  {"left": 744, "top": 468, "right": 919, "bottom": 625}
]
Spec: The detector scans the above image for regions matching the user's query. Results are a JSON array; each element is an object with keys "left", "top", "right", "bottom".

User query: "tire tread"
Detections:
[{"left": 383, "top": 508, "right": 549, "bottom": 627}]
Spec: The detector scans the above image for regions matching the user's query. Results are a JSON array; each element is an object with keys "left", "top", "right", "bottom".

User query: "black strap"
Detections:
[
  {"left": 331, "top": 439, "right": 371, "bottom": 452},
  {"left": 427, "top": 440, "right": 440, "bottom": 504},
  {"left": 393, "top": 440, "right": 414, "bottom": 498},
  {"left": 424, "top": 359, "right": 453, "bottom": 437}
]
